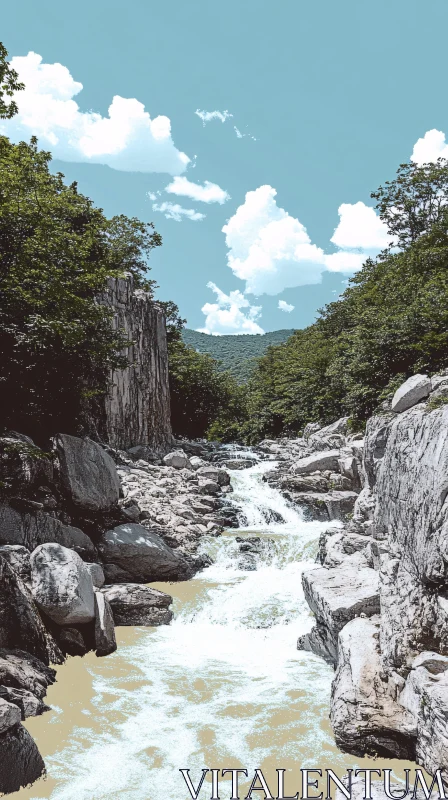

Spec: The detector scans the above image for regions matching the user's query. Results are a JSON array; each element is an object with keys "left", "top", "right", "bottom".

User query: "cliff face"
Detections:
[
  {"left": 100, "top": 277, "right": 173, "bottom": 455},
  {"left": 298, "top": 373, "right": 448, "bottom": 777}
]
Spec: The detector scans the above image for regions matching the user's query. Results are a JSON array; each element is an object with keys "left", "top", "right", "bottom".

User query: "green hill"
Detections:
[{"left": 181, "top": 329, "right": 295, "bottom": 382}]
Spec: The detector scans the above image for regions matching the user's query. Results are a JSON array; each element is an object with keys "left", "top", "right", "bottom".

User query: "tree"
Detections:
[
  {"left": 0, "top": 42, "right": 24, "bottom": 119},
  {"left": 0, "top": 136, "right": 161, "bottom": 440},
  {"left": 371, "top": 159, "right": 448, "bottom": 248}
]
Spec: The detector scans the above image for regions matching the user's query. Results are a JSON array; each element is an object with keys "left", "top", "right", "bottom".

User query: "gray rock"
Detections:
[
  {"left": 0, "top": 698, "right": 21, "bottom": 733},
  {"left": 0, "top": 723, "right": 45, "bottom": 794},
  {"left": 303, "top": 422, "right": 322, "bottom": 440},
  {"left": 189, "top": 456, "right": 206, "bottom": 470},
  {"left": 0, "top": 649, "right": 56, "bottom": 699},
  {"left": 223, "top": 459, "right": 256, "bottom": 470},
  {"left": 98, "top": 523, "right": 193, "bottom": 582},
  {"left": 0, "top": 435, "right": 53, "bottom": 496},
  {"left": 30, "top": 543, "right": 95, "bottom": 626},
  {"left": 94, "top": 591, "right": 117, "bottom": 656},
  {"left": 85, "top": 562, "right": 105, "bottom": 588},
  {"left": 0, "top": 546, "right": 30, "bottom": 583},
  {"left": 0, "top": 505, "right": 96, "bottom": 561},
  {"left": 57, "top": 627, "right": 88, "bottom": 657},
  {"left": 391, "top": 374, "right": 431, "bottom": 413},
  {"left": 331, "top": 617, "right": 416, "bottom": 759},
  {"left": 0, "top": 556, "right": 62, "bottom": 665},
  {"left": 291, "top": 450, "right": 340, "bottom": 475},
  {"left": 416, "top": 672, "right": 448, "bottom": 781},
  {"left": 196, "top": 466, "right": 230, "bottom": 486},
  {"left": 301, "top": 564, "right": 379, "bottom": 662},
  {"left": 100, "top": 584, "right": 173, "bottom": 625},
  {"left": 198, "top": 480, "right": 221, "bottom": 495},
  {"left": 163, "top": 450, "right": 191, "bottom": 469},
  {"left": 55, "top": 433, "right": 120, "bottom": 511},
  {"left": 0, "top": 686, "right": 48, "bottom": 719}
]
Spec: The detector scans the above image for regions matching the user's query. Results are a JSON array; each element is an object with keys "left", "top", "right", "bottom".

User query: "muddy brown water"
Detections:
[{"left": 11, "top": 460, "right": 417, "bottom": 800}]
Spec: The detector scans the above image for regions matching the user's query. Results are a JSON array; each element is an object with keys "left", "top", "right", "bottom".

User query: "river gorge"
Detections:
[{"left": 11, "top": 456, "right": 415, "bottom": 800}]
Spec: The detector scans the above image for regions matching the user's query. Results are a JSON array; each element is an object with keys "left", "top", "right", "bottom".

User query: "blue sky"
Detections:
[{"left": 3, "top": 0, "right": 448, "bottom": 333}]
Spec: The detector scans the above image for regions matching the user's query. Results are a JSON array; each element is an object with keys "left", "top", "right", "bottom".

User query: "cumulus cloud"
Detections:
[
  {"left": 278, "top": 300, "right": 294, "bottom": 313},
  {"left": 330, "top": 201, "right": 390, "bottom": 250},
  {"left": 0, "top": 52, "right": 190, "bottom": 174},
  {"left": 221, "top": 186, "right": 388, "bottom": 295},
  {"left": 198, "top": 282, "right": 264, "bottom": 335},
  {"left": 152, "top": 202, "right": 205, "bottom": 222},
  {"left": 411, "top": 129, "right": 448, "bottom": 165},
  {"left": 195, "top": 109, "right": 233, "bottom": 125},
  {"left": 164, "top": 176, "right": 230, "bottom": 204}
]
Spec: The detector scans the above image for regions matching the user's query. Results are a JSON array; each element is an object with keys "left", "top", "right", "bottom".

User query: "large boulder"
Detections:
[
  {"left": 94, "top": 591, "right": 116, "bottom": 656},
  {"left": 0, "top": 698, "right": 21, "bottom": 733},
  {"left": 331, "top": 617, "right": 416, "bottom": 759},
  {"left": 55, "top": 433, "right": 120, "bottom": 511},
  {"left": 0, "top": 724, "right": 45, "bottom": 794},
  {"left": 0, "top": 556, "right": 63, "bottom": 665},
  {"left": 162, "top": 450, "right": 191, "bottom": 469},
  {"left": 0, "top": 546, "right": 30, "bottom": 583},
  {"left": 0, "top": 505, "right": 96, "bottom": 561},
  {"left": 291, "top": 450, "right": 340, "bottom": 475},
  {"left": 196, "top": 466, "right": 230, "bottom": 486},
  {"left": 0, "top": 434, "right": 53, "bottom": 496},
  {"left": 300, "top": 564, "right": 379, "bottom": 663},
  {"left": 100, "top": 584, "right": 173, "bottom": 625},
  {"left": 30, "top": 543, "right": 95, "bottom": 626},
  {"left": 0, "top": 686, "right": 48, "bottom": 719},
  {"left": 0, "top": 649, "right": 56, "bottom": 699},
  {"left": 391, "top": 374, "right": 431, "bottom": 413},
  {"left": 98, "top": 523, "right": 193, "bottom": 583}
]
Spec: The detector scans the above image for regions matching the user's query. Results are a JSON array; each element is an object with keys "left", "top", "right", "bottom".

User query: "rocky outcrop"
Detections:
[
  {"left": 100, "top": 276, "right": 172, "bottom": 455},
  {"left": 299, "top": 372, "right": 448, "bottom": 777},
  {"left": 0, "top": 505, "right": 96, "bottom": 561}
]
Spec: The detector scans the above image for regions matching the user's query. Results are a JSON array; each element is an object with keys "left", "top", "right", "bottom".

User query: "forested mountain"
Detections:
[{"left": 181, "top": 328, "right": 295, "bottom": 382}]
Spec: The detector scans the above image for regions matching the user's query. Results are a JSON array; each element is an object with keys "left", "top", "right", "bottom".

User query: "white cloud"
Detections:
[
  {"left": 152, "top": 202, "right": 205, "bottom": 222},
  {"left": 164, "top": 176, "right": 230, "bottom": 204},
  {"left": 278, "top": 300, "right": 294, "bottom": 313},
  {"left": 198, "top": 282, "right": 264, "bottom": 335},
  {"left": 1, "top": 52, "right": 190, "bottom": 174},
  {"left": 222, "top": 186, "right": 387, "bottom": 295},
  {"left": 411, "top": 129, "right": 448, "bottom": 165},
  {"left": 234, "top": 125, "right": 257, "bottom": 142},
  {"left": 330, "top": 201, "right": 390, "bottom": 250},
  {"left": 195, "top": 109, "right": 233, "bottom": 125}
]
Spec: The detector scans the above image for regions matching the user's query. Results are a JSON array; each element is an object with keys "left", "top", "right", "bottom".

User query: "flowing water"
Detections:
[{"left": 13, "top": 456, "right": 413, "bottom": 800}]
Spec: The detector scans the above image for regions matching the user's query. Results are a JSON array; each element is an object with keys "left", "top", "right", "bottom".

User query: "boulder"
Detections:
[
  {"left": 0, "top": 556, "right": 62, "bottom": 665},
  {"left": 223, "top": 458, "right": 256, "bottom": 470},
  {"left": 198, "top": 480, "right": 221, "bottom": 495},
  {"left": 98, "top": 523, "right": 193, "bottom": 582},
  {"left": 94, "top": 591, "right": 117, "bottom": 657},
  {"left": 30, "top": 543, "right": 95, "bottom": 626},
  {"left": 196, "top": 466, "right": 230, "bottom": 486},
  {"left": 331, "top": 617, "right": 416, "bottom": 759},
  {"left": 0, "top": 505, "right": 96, "bottom": 561},
  {"left": 0, "top": 649, "right": 56, "bottom": 699},
  {"left": 100, "top": 584, "right": 173, "bottom": 625},
  {"left": 0, "top": 545, "right": 30, "bottom": 583},
  {"left": 291, "top": 450, "right": 340, "bottom": 475},
  {"left": 57, "top": 627, "right": 88, "bottom": 657},
  {"left": 0, "top": 724, "right": 45, "bottom": 794},
  {"left": 0, "top": 686, "right": 48, "bottom": 719},
  {"left": 55, "top": 433, "right": 120, "bottom": 511},
  {"left": 391, "top": 374, "right": 431, "bottom": 413},
  {"left": 0, "top": 435, "right": 53, "bottom": 496},
  {"left": 0, "top": 698, "right": 21, "bottom": 733},
  {"left": 85, "top": 562, "right": 105, "bottom": 588},
  {"left": 303, "top": 422, "right": 322, "bottom": 440},
  {"left": 162, "top": 450, "right": 191, "bottom": 469},
  {"left": 301, "top": 564, "right": 379, "bottom": 662},
  {"left": 416, "top": 672, "right": 448, "bottom": 781}
]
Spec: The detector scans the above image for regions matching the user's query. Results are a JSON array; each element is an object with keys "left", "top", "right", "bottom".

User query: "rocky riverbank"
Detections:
[
  {"left": 0, "top": 430, "right": 240, "bottom": 793},
  {"left": 292, "top": 372, "right": 448, "bottom": 779}
]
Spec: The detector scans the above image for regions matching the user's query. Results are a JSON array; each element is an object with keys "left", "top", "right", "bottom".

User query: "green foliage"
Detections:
[
  {"left": 167, "top": 339, "right": 246, "bottom": 441},
  {"left": 0, "top": 42, "right": 24, "bottom": 120},
  {"left": 217, "top": 159, "right": 448, "bottom": 442},
  {"left": 181, "top": 328, "right": 295, "bottom": 382},
  {"left": 0, "top": 136, "right": 161, "bottom": 439}
]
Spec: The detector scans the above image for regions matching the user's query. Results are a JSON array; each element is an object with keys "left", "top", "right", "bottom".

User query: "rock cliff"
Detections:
[
  {"left": 99, "top": 276, "right": 172, "bottom": 456},
  {"left": 298, "top": 372, "right": 448, "bottom": 779}
]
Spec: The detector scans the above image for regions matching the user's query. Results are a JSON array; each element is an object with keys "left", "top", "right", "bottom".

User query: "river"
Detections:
[{"left": 12, "top": 456, "right": 413, "bottom": 800}]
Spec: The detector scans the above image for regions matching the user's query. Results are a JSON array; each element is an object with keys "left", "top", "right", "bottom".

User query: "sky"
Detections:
[{"left": 2, "top": 0, "right": 448, "bottom": 334}]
